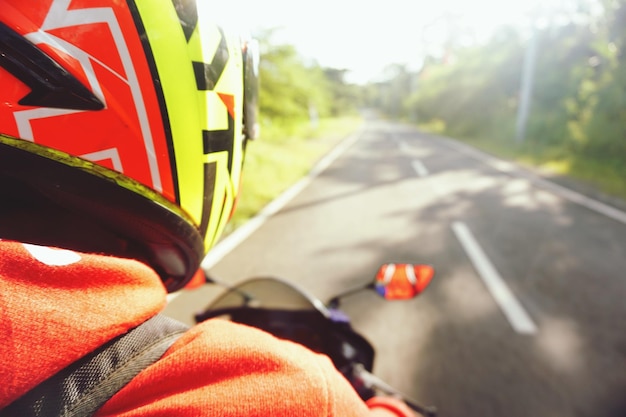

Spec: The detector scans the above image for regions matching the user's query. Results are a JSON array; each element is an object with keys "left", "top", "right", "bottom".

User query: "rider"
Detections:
[{"left": 0, "top": 1, "right": 417, "bottom": 416}]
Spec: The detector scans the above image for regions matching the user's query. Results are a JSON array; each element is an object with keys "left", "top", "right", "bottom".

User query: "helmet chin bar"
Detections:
[{"left": 0, "top": 141, "right": 203, "bottom": 292}]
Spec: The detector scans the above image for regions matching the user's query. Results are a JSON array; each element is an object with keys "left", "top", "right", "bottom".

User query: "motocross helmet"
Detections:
[{"left": 0, "top": 0, "right": 259, "bottom": 291}]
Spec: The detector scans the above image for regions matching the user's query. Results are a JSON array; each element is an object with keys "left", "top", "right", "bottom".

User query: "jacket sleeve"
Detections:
[{"left": 95, "top": 319, "right": 373, "bottom": 417}]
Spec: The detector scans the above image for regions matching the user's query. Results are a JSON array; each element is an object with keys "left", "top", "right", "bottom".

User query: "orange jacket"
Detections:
[{"left": 0, "top": 241, "right": 371, "bottom": 416}]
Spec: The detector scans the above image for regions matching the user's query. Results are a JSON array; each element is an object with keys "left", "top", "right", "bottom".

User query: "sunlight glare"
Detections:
[{"left": 214, "top": 0, "right": 579, "bottom": 83}]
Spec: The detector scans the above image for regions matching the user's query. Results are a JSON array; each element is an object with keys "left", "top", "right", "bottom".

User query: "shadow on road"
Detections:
[{"left": 294, "top": 125, "right": 626, "bottom": 417}]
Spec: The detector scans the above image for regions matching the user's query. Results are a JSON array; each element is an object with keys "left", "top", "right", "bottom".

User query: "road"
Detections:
[{"left": 164, "top": 117, "right": 626, "bottom": 417}]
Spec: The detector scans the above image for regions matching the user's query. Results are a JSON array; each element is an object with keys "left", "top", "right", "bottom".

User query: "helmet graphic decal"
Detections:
[
  {"left": 173, "top": 0, "right": 198, "bottom": 42},
  {"left": 81, "top": 148, "right": 124, "bottom": 172},
  {"left": 199, "top": 162, "right": 218, "bottom": 239},
  {"left": 139, "top": 0, "right": 244, "bottom": 249},
  {"left": 0, "top": 22, "right": 104, "bottom": 111},
  {"left": 0, "top": 0, "right": 173, "bottom": 196},
  {"left": 193, "top": 25, "right": 238, "bottom": 174},
  {"left": 193, "top": 32, "right": 229, "bottom": 91},
  {"left": 202, "top": 100, "right": 235, "bottom": 171}
]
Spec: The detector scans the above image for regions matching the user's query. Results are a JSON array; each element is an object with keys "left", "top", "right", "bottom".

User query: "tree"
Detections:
[{"left": 255, "top": 29, "right": 359, "bottom": 137}]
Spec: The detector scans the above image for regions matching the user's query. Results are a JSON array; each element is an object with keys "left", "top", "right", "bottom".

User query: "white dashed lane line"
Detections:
[
  {"left": 401, "top": 138, "right": 535, "bottom": 334},
  {"left": 411, "top": 160, "right": 429, "bottom": 177},
  {"left": 398, "top": 139, "right": 429, "bottom": 178},
  {"left": 451, "top": 221, "right": 538, "bottom": 335}
]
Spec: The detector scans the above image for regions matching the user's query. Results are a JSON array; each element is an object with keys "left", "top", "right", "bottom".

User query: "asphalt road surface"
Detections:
[{"left": 165, "top": 117, "right": 626, "bottom": 417}]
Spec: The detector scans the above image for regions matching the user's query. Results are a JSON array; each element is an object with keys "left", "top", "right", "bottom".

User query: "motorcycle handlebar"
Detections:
[{"left": 351, "top": 364, "right": 438, "bottom": 417}]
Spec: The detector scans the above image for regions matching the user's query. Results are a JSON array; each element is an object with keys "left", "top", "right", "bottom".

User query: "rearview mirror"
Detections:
[{"left": 374, "top": 263, "right": 434, "bottom": 300}]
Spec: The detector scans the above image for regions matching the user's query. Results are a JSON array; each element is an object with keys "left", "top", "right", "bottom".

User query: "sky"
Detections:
[{"left": 214, "top": 0, "right": 567, "bottom": 84}]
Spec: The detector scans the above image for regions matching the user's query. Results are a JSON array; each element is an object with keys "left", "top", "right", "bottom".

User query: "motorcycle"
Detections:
[{"left": 194, "top": 263, "right": 438, "bottom": 417}]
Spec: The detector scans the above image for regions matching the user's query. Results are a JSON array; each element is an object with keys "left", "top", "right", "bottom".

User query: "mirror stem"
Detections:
[{"left": 327, "top": 283, "right": 375, "bottom": 308}]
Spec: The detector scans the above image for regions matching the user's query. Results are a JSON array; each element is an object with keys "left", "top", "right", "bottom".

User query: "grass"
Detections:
[
  {"left": 225, "top": 116, "right": 363, "bottom": 233},
  {"left": 430, "top": 130, "right": 626, "bottom": 202},
  {"left": 562, "top": 157, "right": 626, "bottom": 200}
]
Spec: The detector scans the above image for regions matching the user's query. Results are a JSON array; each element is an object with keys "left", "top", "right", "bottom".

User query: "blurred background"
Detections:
[
  {"left": 211, "top": 0, "right": 626, "bottom": 227},
  {"left": 166, "top": 2, "right": 626, "bottom": 415}
]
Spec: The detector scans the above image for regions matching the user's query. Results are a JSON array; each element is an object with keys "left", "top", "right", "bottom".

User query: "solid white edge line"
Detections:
[
  {"left": 439, "top": 137, "right": 626, "bottom": 225},
  {"left": 166, "top": 130, "right": 363, "bottom": 303},
  {"left": 202, "top": 130, "right": 362, "bottom": 272},
  {"left": 451, "top": 221, "right": 538, "bottom": 335}
]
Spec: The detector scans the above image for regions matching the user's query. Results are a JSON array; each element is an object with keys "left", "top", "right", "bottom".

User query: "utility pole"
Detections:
[{"left": 516, "top": 24, "right": 538, "bottom": 143}]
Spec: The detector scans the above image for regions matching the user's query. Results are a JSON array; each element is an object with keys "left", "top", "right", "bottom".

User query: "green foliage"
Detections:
[
  {"left": 369, "top": 0, "right": 626, "bottom": 200},
  {"left": 580, "top": 0, "right": 626, "bottom": 158},
  {"left": 228, "top": 116, "right": 362, "bottom": 232},
  {"left": 405, "top": 34, "right": 523, "bottom": 142},
  {"left": 257, "top": 37, "right": 328, "bottom": 129},
  {"left": 323, "top": 68, "right": 362, "bottom": 117},
  {"left": 255, "top": 29, "right": 361, "bottom": 138},
  {"left": 220, "top": 30, "right": 365, "bottom": 229}
]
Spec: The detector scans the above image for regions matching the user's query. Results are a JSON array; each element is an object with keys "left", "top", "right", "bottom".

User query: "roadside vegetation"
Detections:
[
  {"left": 228, "top": 30, "right": 363, "bottom": 231},
  {"left": 233, "top": 0, "right": 625, "bottom": 233},
  {"left": 368, "top": 0, "right": 626, "bottom": 200}
]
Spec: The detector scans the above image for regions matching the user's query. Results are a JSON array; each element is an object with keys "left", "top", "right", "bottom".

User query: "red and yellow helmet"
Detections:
[{"left": 0, "top": 0, "right": 259, "bottom": 291}]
